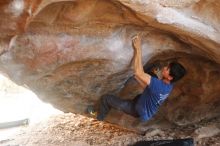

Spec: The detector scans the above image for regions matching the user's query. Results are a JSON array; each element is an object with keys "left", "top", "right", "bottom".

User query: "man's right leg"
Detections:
[{"left": 97, "top": 94, "right": 138, "bottom": 121}]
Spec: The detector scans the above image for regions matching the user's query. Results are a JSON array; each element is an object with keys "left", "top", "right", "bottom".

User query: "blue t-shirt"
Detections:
[{"left": 135, "top": 77, "right": 173, "bottom": 122}]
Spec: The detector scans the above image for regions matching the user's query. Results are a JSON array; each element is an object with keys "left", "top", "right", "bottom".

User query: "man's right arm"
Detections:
[{"left": 132, "top": 35, "right": 151, "bottom": 89}]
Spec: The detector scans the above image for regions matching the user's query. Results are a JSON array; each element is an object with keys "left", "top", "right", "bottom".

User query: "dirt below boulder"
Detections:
[{"left": 1, "top": 113, "right": 219, "bottom": 146}]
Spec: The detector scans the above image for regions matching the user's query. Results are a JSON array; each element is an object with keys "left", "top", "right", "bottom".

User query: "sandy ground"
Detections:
[{"left": 1, "top": 113, "right": 219, "bottom": 146}]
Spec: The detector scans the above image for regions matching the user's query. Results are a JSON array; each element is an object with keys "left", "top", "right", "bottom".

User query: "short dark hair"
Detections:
[{"left": 169, "top": 62, "right": 186, "bottom": 83}]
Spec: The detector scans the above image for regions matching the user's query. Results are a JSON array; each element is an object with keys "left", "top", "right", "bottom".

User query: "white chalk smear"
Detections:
[{"left": 8, "top": 0, "right": 24, "bottom": 17}]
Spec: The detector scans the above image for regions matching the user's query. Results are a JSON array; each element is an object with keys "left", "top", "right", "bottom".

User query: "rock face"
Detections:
[{"left": 0, "top": 0, "right": 220, "bottom": 130}]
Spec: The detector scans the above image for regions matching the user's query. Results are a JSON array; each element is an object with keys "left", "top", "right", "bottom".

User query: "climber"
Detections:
[{"left": 88, "top": 35, "right": 186, "bottom": 122}]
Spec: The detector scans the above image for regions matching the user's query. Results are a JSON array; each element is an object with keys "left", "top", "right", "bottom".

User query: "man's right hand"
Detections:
[{"left": 132, "top": 35, "right": 141, "bottom": 51}]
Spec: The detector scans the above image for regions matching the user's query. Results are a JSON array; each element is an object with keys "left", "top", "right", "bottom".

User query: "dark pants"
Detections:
[{"left": 97, "top": 94, "right": 140, "bottom": 121}]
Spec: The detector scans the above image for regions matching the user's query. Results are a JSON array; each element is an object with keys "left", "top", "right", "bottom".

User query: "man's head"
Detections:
[{"left": 161, "top": 62, "right": 186, "bottom": 83}]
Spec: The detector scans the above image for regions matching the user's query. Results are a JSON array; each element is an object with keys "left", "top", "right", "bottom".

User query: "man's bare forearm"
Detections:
[
  {"left": 133, "top": 42, "right": 144, "bottom": 75},
  {"left": 133, "top": 44, "right": 147, "bottom": 88}
]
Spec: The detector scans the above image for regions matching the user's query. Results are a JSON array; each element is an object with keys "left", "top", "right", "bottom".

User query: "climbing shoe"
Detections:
[{"left": 87, "top": 105, "right": 97, "bottom": 116}]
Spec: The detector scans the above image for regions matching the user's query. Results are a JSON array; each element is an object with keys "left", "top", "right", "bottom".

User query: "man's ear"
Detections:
[{"left": 168, "top": 75, "right": 173, "bottom": 81}]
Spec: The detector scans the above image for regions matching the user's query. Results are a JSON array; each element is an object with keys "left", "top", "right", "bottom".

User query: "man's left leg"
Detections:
[{"left": 97, "top": 94, "right": 138, "bottom": 121}]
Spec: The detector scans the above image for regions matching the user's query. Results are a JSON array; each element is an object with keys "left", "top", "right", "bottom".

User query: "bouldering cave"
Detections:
[{"left": 0, "top": 0, "right": 219, "bottom": 145}]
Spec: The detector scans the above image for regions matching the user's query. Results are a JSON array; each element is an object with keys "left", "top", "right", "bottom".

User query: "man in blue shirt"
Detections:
[{"left": 90, "top": 35, "right": 186, "bottom": 122}]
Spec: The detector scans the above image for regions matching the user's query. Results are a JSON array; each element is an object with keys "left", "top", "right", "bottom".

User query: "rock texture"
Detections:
[{"left": 0, "top": 0, "right": 220, "bottom": 131}]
